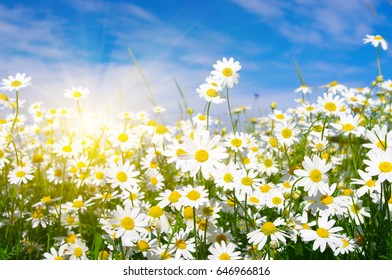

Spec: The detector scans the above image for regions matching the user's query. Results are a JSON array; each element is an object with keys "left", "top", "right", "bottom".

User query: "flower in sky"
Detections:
[
  {"left": 106, "top": 160, "right": 140, "bottom": 191},
  {"left": 64, "top": 86, "right": 89, "bottom": 100},
  {"left": 247, "top": 217, "right": 288, "bottom": 250},
  {"left": 196, "top": 82, "right": 225, "bottom": 104},
  {"left": 208, "top": 241, "right": 242, "bottom": 260},
  {"left": 294, "top": 155, "right": 332, "bottom": 196},
  {"left": 108, "top": 204, "right": 149, "bottom": 245},
  {"left": 300, "top": 215, "right": 343, "bottom": 253},
  {"left": 178, "top": 129, "right": 228, "bottom": 179},
  {"left": 364, "top": 148, "right": 392, "bottom": 182},
  {"left": 211, "top": 57, "right": 241, "bottom": 88},
  {"left": 8, "top": 165, "right": 34, "bottom": 185},
  {"left": 363, "top": 34, "right": 388, "bottom": 50},
  {"left": 1, "top": 73, "right": 32, "bottom": 92},
  {"left": 295, "top": 84, "right": 312, "bottom": 95}
]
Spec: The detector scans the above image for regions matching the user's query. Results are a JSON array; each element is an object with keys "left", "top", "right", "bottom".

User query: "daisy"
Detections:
[
  {"left": 269, "top": 110, "right": 289, "bottom": 122},
  {"left": 300, "top": 216, "right": 343, "bottom": 253},
  {"left": 1, "top": 73, "right": 32, "bottom": 92},
  {"left": 211, "top": 57, "right": 241, "bottom": 88},
  {"left": 144, "top": 169, "right": 165, "bottom": 191},
  {"left": 8, "top": 165, "right": 34, "bottom": 185},
  {"left": 274, "top": 121, "right": 299, "bottom": 146},
  {"left": 121, "top": 186, "right": 145, "bottom": 207},
  {"left": 53, "top": 140, "right": 81, "bottom": 159},
  {"left": 234, "top": 168, "right": 262, "bottom": 196},
  {"left": 170, "top": 229, "right": 195, "bottom": 260},
  {"left": 63, "top": 195, "right": 94, "bottom": 213},
  {"left": 107, "top": 204, "right": 149, "bottom": 245},
  {"left": 180, "top": 185, "right": 209, "bottom": 209},
  {"left": 64, "top": 86, "right": 89, "bottom": 100},
  {"left": 106, "top": 160, "right": 140, "bottom": 191},
  {"left": 363, "top": 34, "right": 388, "bottom": 50},
  {"left": 208, "top": 241, "right": 242, "bottom": 260},
  {"left": 259, "top": 153, "right": 279, "bottom": 176},
  {"left": 294, "top": 155, "right": 332, "bottom": 196},
  {"left": 108, "top": 129, "right": 136, "bottom": 151},
  {"left": 330, "top": 114, "right": 364, "bottom": 137},
  {"left": 64, "top": 238, "right": 89, "bottom": 260},
  {"left": 178, "top": 129, "right": 228, "bottom": 179},
  {"left": 346, "top": 198, "right": 370, "bottom": 225},
  {"left": 147, "top": 205, "right": 170, "bottom": 233},
  {"left": 381, "top": 79, "right": 392, "bottom": 92},
  {"left": 224, "top": 131, "right": 248, "bottom": 152},
  {"left": 333, "top": 235, "right": 358, "bottom": 256},
  {"left": 295, "top": 85, "right": 312, "bottom": 95},
  {"left": 247, "top": 217, "right": 288, "bottom": 251},
  {"left": 317, "top": 92, "right": 345, "bottom": 116},
  {"left": 43, "top": 245, "right": 67, "bottom": 260},
  {"left": 364, "top": 148, "right": 392, "bottom": 182},
  {"left": 351, "top": 169, "right": 381, "bottom": 197},
  {"left": 363, "top": 125, "right": 391, "bottom": 151},
  {"left": 196, "top": 82, "right": 225, "bottom": 104},
  {"left": 265, "top": 189, "right": 285, "bottom": 212},
  {"left": 214, "top": 162, "right": 238, "bottom": 191},
  {"left": 26, "top": 206, "right": 49, "bottom": 228},
  {"left": 324, "top": 81, "right": 347, "bottom": 95},
  {"left": 156, "top": 188, "right": 183, "bottom": 211}
]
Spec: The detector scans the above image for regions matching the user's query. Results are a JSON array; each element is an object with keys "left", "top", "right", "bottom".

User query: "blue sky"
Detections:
[{"left": 1, "top": 0, "right": 392, "bottom": 122}]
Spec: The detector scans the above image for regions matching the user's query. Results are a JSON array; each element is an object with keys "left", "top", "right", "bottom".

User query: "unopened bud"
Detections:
[{"left": 270, "top": 102, "right": 277, "bottom": 109}]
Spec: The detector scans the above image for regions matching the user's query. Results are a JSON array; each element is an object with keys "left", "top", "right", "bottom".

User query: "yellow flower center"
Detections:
[
  {"left": 195, "top": 149, "right": 209, "bottom": 162},
  {"left": 260, "top": 221, "right": 277, "bottom": 236},
  {"left": 216, "top": 234, "right": 228, "bottom": 244},
  {"left": 150, "top": 177, "right": 158, "bottom": 185},
  {"left": 72, "top": 91, "right": 82, "bottom": 98},
  {"left": 365, "top": 180, "right": 376, "bottom": 187},
  {"left": 116, "top": 171, "right": 128, "bottom": 182},
  {"left": 260, "top": 184, "right": 271, "bottom": 193},
  {"left": 342, "top": 124, "right": 355, "bottom": 131},
  {"left": 206, "top": 88, "right": 219, "bottom": 98},
  {"left": 62, "top": 145, "right": 72, "bottom": 153},
  {"left": 160, "top": 252, "right": 172, "bottom": 260},
  {"left": 118, "top": 133, "right": 129, "bottom": 142},
  {"left": 15, "top": 171, "right": 26, "bottom": 178},
  {"left": 96, "top": 172, "right": 104, "bottom": 180},
  {"left": 0, "top": 93, "right": 8, "bottom": 101},
  {"left": 147, "top": 120, "right": 157, "bottom": 126},
  {"left": 54, "top": 256, "right": 64, "bottom": 260},
  {"left": 74, "top": 247, "right": 83, "bottom": 258},
  {"left": 98, "top": 250, "right": 109, "bottom": 260},
  {"left": 66, "top": 233, "right": 77, "bottom": 243},
  {"left": 249, "top": 196, "right": 260, "bottom": 204},
  {"left": 342, "top": 239, "right": 349, "bottom": 248},
  {"left": 176, "top": 148, "right": 187, "bottom": 156},
  {"left": 32, "top": 208, "right": 44, "bottom": 219},
  {"left": 222, "top": 67, "right": 233, "bottom": 77},
  {"left": 169, "top": 191, "right": 181, "bottom": 202},
  {"left": 66, "top": 215, "right": 75, "bottom": 224},
  {"left": 11, "top": 80, "right": 22, "bottom": 87},
  {"left": 281, "top": 128, "right": 292, "bottom": 139},
  {"left": 121, "top": 217, "right": 135, "bottom": 230},
  {"left": 76, "top": 162, "right": 86, "bottom": 169},
  {"left": 223, "top": 173, "right": 234, "bottom": 183},
  {"left": 175, "top": 240, "right": 187, "bottom": 250},
  {"left": 315, "top": 143, "right": 324, "bottom": 151},
  {"left": 316, "top": 228, "right": 329, "bottom": 238},
  {"left": 269, "top": 137, "right": 278, "bottom": 147},
  {"left": 324, "top": 102, "right": 337, "bottom": 112},
  {"left": 198, "top": 218, "right": 208, "bottom": 231},
  {"left": 306, "top": 106, "right": 314, "bottom": 111},
  {"left": 54, "top": 169, "right": 63, "bottom": 177},
  {"left": 309, "top": 169, "right": 323, "bottom": 182},
  {"left": 219, "top": 253, "right": 231, "bottom": 260},
  {"left": 320, "top": 195, "right": 333, "bottom": 205},
  {"left": 156, "top": 125, "right": 168, "bottom": 134},
  {"left": 379, "top": 162, "right": 392, "bottom": 173},
  {"left": 377, "top": 141, "right": 386, "bottom": 150},
  {"left": 183, "top": 206, "right": 194, "bottom": 220},
  {"left": 264, "top": 159, "right": 273, "bottom": 168},
  {"left": 241, "top": 176, "right": 253, "bottom": 186},
  {"left": 202, "top": 206, "right": 214, "bottom": 216},
  {"left": 302, "top": 223, "right": 310, "bottom": 230},
  {"left": 32, "top": 154, "right": 44, "bottom": 163},
  {"left": 276, "top": 114, "right": 285, "bottom": 120},
  {"left": 243, "top": 157, "right": 250, "bottom": 165},
  {"left": 137, "top": 240, "right": 150, "bottom": 251},
  {"left": 148, "top": 205, "right": 163, "bottom": 218},
  {"left": 329, "top": 81, "right": 339, "bottom": 87},
  {"left": 272, "top": 196, "right": 282, "bottom": 205},
  {"left": 72, "top": 200, "right": 84, "bottom": 208},
  {"left": 231, "top": 138, "right": 242, "bottom": 147},
  {"left": 150, "top": 161, "right": 158, "bottom": 169},
  {"left": 374, "top": 35, "right": 383, "bottom": 41},
  {"left": 187, "top": 190, "right": 201, "bottom": 201},
  {"left": 41, "top": 196, "right": 51, "bottom": 203}
]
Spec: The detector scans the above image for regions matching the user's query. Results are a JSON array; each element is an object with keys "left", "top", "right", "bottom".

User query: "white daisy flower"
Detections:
[
  {"left": 210, "top": 57, "right": 241, "bottom": 88},
  {"left": 1, "top": 73, "right": 32, "bottom": 92},
  {"left": 207, "top": 241, "right": 242, "bottom": 260}
]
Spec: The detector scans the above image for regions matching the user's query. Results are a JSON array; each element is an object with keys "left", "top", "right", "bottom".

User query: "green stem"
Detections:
[{"left": 226, "top": 87, "right": 236, "bottom": 133}]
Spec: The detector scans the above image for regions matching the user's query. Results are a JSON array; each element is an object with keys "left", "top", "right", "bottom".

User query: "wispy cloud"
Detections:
[{"left": 229, "top": 0, "right": 385, "bottom": 47}]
